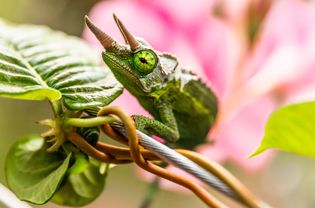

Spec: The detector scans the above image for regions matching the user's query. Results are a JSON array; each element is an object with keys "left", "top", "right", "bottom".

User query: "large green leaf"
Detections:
[
  {"left": 0, "top": 19, "right": 122, "bottom": 110},
  {"left": 52, "top": 154, "right": 107, "bottom": 206},
  {"left": 251, "top": 101, "right": 315, "bottom": 158},
  {"left": 5, "top": 136, "right": 71, "bottom": 204}
]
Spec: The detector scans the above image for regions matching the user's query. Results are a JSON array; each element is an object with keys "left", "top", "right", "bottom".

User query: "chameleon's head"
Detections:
[{"left": 85, "top": 14, "right": 179, "bottom": 95}]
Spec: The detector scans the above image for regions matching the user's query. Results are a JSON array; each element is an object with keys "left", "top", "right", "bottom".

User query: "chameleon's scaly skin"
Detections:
[
  {"left": 86, "top": 16, "right": 217, "bottom": 149},
  {"left": 133, "top": 69, "right": 217, "bottom": 148}
]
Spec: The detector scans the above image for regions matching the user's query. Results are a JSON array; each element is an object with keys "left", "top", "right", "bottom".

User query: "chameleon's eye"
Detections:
[{"left": 133, "top": 49, "right": 157, "bottom": 75}]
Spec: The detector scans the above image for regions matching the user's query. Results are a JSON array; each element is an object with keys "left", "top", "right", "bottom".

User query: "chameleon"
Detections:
[{"left": 85, "top": 14, "right": 217, "bottom": 149}]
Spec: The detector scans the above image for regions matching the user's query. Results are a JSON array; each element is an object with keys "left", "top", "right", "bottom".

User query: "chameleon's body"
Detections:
[
  {"left": 136, "top": 73, "right": 217, "bottom": 148},
  {"left": 86, "top": 15, "right": 217, "bottom": 148}
]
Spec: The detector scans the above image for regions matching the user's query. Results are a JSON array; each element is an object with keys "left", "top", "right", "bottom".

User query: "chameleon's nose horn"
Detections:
[
  {"left": 113, "top": 13, "right": 140, "bottom": 51},
  {"left": 85, "top": 15, "right": 116, "bottom": 49}
]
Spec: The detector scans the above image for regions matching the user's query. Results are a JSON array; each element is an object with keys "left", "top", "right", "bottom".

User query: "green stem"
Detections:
[
  {"left": 49, "top": 100, "right": 63, "bottom": 117},
  {"left": 139, "top": 178, "right": 160, "bottom": 208},
  {"left": 65, "top": 116, "right": 119, "bottom": 127}
]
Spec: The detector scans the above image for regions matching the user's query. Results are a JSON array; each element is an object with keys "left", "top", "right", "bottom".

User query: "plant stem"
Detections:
[
  {"left": 139, "top": 178, "right": 160, "bottom": 208},
  {"left": 65, "top": 116, "right": 119, "bottom": 127},
  {"left": 49, "top": 100, "right": 63, "bottom": 117}
]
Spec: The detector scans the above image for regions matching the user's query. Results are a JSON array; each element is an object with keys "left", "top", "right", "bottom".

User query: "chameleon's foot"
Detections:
[
  {"left": 131, "top": 115, "right": 180, "bottom": 143},
  {"left": 131, "top": 115, "right": 157, "bottom": 137}
]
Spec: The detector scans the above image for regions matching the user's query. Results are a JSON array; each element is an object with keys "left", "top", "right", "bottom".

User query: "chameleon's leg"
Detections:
[
  {"left": 132, "top": 115, "right": 179, "bottom": 142},
  {"left": 132, "top": 101, "right": 179, "bottom": 143}
]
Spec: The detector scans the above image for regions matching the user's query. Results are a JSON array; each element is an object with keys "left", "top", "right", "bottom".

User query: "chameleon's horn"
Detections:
[
  {"left": 85, "top": 15, "right": 116, "bottom": 49},
  {"left": 113, "top": 13, "right": 140, "bottom": 51}
]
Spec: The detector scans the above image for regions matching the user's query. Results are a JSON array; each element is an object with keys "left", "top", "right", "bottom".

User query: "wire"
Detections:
[
  {"left": 111, "top": 123, "right": 269, "bottom": 208},
  {"left": 110, "top": 123, "right": 235, "bottom": 198},
  {"left": 137, "top": 130, "right": 237, "bottom": 199}
]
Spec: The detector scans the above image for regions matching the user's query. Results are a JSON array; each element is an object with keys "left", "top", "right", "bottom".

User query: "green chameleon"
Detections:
[{"left": 85, "top": 14, "right": 217, "bottom": 149}]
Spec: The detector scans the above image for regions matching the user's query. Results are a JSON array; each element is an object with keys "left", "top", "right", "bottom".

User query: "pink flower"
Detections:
[
  {"left": 206, "top": 0, "right": 315, "bottom": 172},
  {"left": 83, "top": 0, "right": 315, "bottom": 189}
]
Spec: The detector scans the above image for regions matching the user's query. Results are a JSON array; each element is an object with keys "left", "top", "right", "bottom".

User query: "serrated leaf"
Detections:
[
  {"left": 52, "top": 154, "right": 107, "bottom": 206},
  {"left": 0, "top": 20, "right": 122, "bottom": 110},
  {"left": 251, "top": 101, "right": 315, "bottom": 158},
  {"left": 5, "top": 136, "right": 71, "bottom": 204}
]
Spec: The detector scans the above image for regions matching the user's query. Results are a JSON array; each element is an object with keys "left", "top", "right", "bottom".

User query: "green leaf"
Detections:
[
  {"left": 5, "top": 136, "right": 71, "bottom": 204},
  {"left": 0, "top": 19, "right": 122, "bottom": 110},
  {"left": 251, "top": 101, "right": 315, "bottom": 158},
  {"left": 52, "top": 154, "right": 107, "bottom": 206}
]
